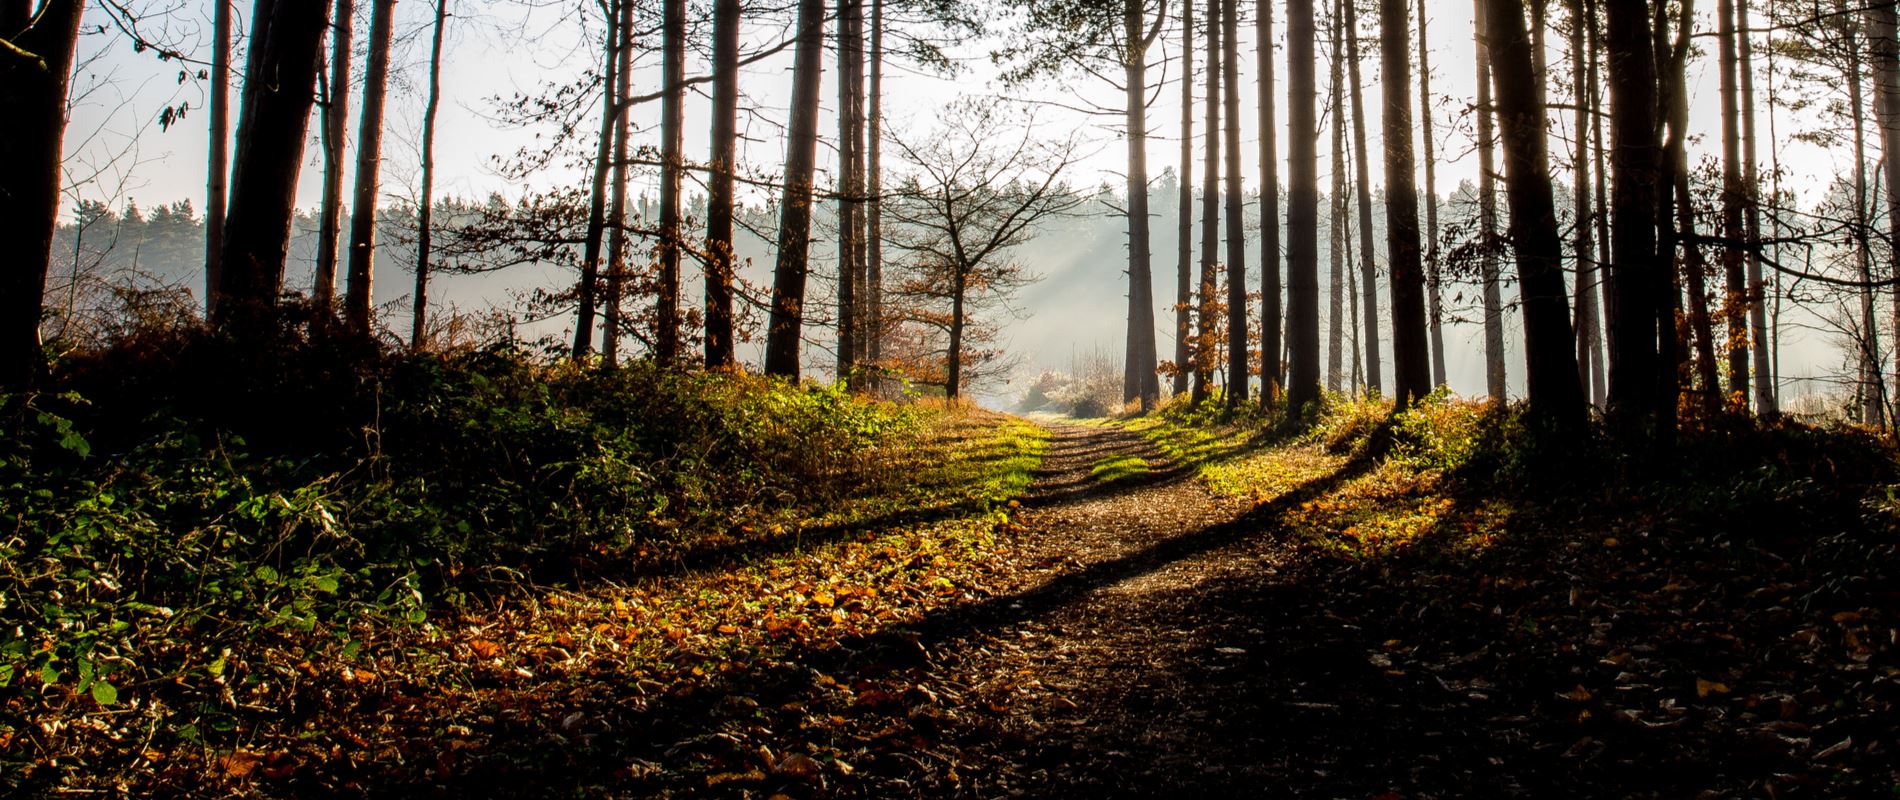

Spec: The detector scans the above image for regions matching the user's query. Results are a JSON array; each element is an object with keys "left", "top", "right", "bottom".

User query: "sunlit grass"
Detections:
[
  {"left": 1089, "top": 454, "right": 1151, "bottom": 483},
  {"left": 1123, "top": 393, "right": 1513, "bottom": 561}
]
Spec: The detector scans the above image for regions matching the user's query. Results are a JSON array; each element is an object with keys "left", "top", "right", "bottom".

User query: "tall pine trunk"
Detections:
[
  {"left": 1484, "top": 0, "right": 1585, "bottom": 431},
  {"left": 1121, "top": 0, "right": 1163, "bottom": 406},
  {"left": 1223, "top": 0, "right": 1249, "bottom": 406},
  {"left": 1285, "top": 0, "right": 1324, "bottom": 412},
  {"left": 0, "top": 0, "right": 85, "bottom": 387},
  {"left": 1717, "top": 0, "right": 1749, "bottom": 406},
  {"left": 1870, "top": 1, "right": 1900, "bottom": 415},
  {"left": 1177, "top": 0, "right": 1195, "bottom": 398},
  {"left": 1417, "top": 0, "right": 1446, "bottom": 387},
  {"left": 1344, "top": 0, "right": 1382, "bottom": 395},
  {"left": 1589, "top": 0, "right": 1615, "bottom": 405},
  {"left": 1475, "top": 0, "right": 1507, "bottom": 402},
  {"left": 866, "top": 0, "right": 884, "bottom": 370},
  {"left": 216, "top": 0, "right": 332, "bottom": 326},
  {"left": 705, "top": 0, "right": 740, "bottom": 368},
  {"left": 412, "top": 0, "right": 449, "bottom": 350},
  {"left": 1604, "top": 0, "right": 1665, "bottom": 434},
  {"left": 314, "top": 0, "right": 353, "bottom": 308},
  {"left": 573, "top": 1, "right": 623, "bottom": 359},
  {"left": 835, "top": 0, "right": 863, "bottom": 378},
  {"left": 1194, "top": 0, "right": 1221, "bottom": 405},
  {"left": 1327, "top": 3, "right": 1347, "bottom": 392},
  {"left": 344, "top": 0, "right": 396, "bottom": 334},
  {"left": 1740, "top": 0, "right": 1774, "bottom": 413},
  {"left": 1380, "top": 0, "right": 1429, "bottom": 407},
  {"left": 602, "top": 0, "right": 634, "bottom": 363},
  {"left": 207, "top": 0, "right": 232, "bottom": 317},
  {"left": 1844, "top": 4, "right": 1882, "bottom": 424},
  {"left": 656, "top": 0, "right": 685, "bottom": 363},
  {"left": 1569, "top": 0, "right": 1606, "bottom": 404},
  {"left": 1258, "top": 0, "right": 1283, "bottom": 403},
  {"left": 764, "top": 0, "right": 828, "bottom": 378}
]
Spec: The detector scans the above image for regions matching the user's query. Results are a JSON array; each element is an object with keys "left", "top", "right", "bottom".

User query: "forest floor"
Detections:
[{"left": 31, "top": 404, "right": 1900, "bottom": 798}]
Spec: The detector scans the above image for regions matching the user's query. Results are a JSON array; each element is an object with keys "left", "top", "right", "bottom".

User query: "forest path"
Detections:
[
  {"left": 895, "top": 420, "right": 1518, "bottom": 798},
  {"left": 892, "top": 420, "right": 1377, "bottom": 796}
]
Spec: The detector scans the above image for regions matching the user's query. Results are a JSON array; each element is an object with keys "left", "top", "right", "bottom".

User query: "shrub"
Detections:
[{"left": 0, "top": 323, "right": 923, "bottom": 778}]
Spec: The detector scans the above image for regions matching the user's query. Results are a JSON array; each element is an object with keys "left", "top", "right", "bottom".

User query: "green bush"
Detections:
[{"left": 0, "top": 327, "right": 920, "bottom": 776}]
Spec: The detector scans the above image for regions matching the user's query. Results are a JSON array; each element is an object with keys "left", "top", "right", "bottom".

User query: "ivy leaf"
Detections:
[{"left": 90, "top": 680, "right": 118, "bottom": 706}]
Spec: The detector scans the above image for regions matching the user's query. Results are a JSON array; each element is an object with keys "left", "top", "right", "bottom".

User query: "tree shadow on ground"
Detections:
[{"left": 327, "top": 428, "right": 1390, "bottom": 798}]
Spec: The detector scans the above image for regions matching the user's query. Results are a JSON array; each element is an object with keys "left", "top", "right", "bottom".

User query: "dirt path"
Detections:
[{"left": 883, "top": 422, "right": 1515, "bottom": 798}]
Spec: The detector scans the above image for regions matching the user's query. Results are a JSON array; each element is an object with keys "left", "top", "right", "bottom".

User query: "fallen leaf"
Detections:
[
  {"left": 219, "top": 750, "right": 263, "bottom": 778},
  {"left": 1813, "top": 737, "right": 1853, "bottom": 760},
  {"left": 774, "top": 753, "right": 824, "bottom": 779}
]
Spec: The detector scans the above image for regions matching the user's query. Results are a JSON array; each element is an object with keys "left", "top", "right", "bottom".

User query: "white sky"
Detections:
[{"left": 58, "top": 0, "right": 1872, "bottom": 406}]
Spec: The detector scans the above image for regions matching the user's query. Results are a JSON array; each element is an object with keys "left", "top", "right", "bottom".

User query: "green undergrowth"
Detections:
[
  {"left": 0, "top": 322, "right": 1048, "bottom": 795},
  {"left": 1123, "top": 389, "right": 1900, "bottom": 561}
]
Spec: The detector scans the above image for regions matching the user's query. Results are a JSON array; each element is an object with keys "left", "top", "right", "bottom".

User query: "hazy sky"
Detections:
[{"left": 59, "top": 0, "right": 1868, "bottom": 406}]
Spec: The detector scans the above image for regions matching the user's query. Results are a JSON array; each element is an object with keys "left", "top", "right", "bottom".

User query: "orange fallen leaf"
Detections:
[
  {"left": 219, "top": 750, "right": 263, "bottom": 778},
  {"left": 1695, "top": 679, "right": 1730, "bottom": 698},
  {"left": 774, "top": 753, "right": 824, "bottom": 779}
]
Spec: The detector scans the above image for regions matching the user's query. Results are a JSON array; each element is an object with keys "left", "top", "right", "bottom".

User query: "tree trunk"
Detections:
[
  {"left": 1223, "top": 0, "right": 1249, "bottom": 406},
  {"left": 948, "top": 267, "right": 967, "bottom": 399},
  {"left": 1656, "top": 0, "right": 1718, "bottom": 418},
  {"left": 1417, "top": 0, "right": 1446, "bottom": 388},
  {"left": 705, "top": 0, "right": 740, "bottom": 369},
  {"left": 1739, "top": 0, "right": 1773, "bottom": 413},
  {"left": 1285, "top": 0, "right": 1323, "bottom": 412},
  {"left": 1121, "top": 0, "right": 1162, "bottom": 406},
  {"left": 866, "top": 0, "right": 884, "bottom": 370},
  {"left": 602, "top": 0, "right": 634, "bottom": 364},
  {"left": 1654, "top": 2, "right": 1705, "bottom": 421},
  {"left": 314, "top": 0, "right": 352, "bottom": 309},
  {"left": 1717, "top": 0, "right": 1748, "bottom": 407},
  {"left": 1344, "top": 0, "right": 1382, "bottom": 395},
  {"left": 1177, "top": 0, "right": 1195, "bottom": 398},
  {"left": 1475, "top": 0, "right": 1506, "bottom": 403},
  {"left": 1603, "top": 0, "right": 1665, "bottom": 434},
  {"left": 1327, "top": 2, "right": 1346, "bottom": 392},
  {"left": 1193, "top": 0, "right": 1221, "bottom": 405},
  {"left": 1380, "top": 0, "right": 1429, "bottom": 408},
  {"left": 1346, "top": 202, "right": 1363, "bottom": 389},
  {"left": 655, "top": 0, "right": 685, "bottom": 363},
  {"left": 1569, "top": 0, "right": 1605, "bottom": 405},
  {"left": 412, "top": 0, "right": 449, "bottom": 350},
  {"left": 216, "top": 0, "right": 331, "bottom": 325},
  {"left": 1870, "top": 1, "right": 1900, "bottom": 418},
  {"left": 0, "top": 0, "right": 84, "bottom": 388},
  {"left": 1589, "top": 0, "right": 1613, "bottom": 406},
  {"left": 207, "top": 0, "right": 232, "bottom": 317},
  {"left": 572, "top": 1, "right": 623, "bottom": 359},
  {"left": 1484, "top": 0, "right": 1585, "bottom": 431},
  {"left": 1845, "top": 5, "right": 1883, "bottom": 424},
  {"left": 344, "top": 0, "right": 396, "bottom": 335},
  {"left": 1258, "top": 0, "right": 1283, "bottom": 404},
  {"left": 764, "top": 0, "right": 827, "bottom": 378},
  {"left": 835, "top": 0, "right": 862, "bottom": 378}
]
